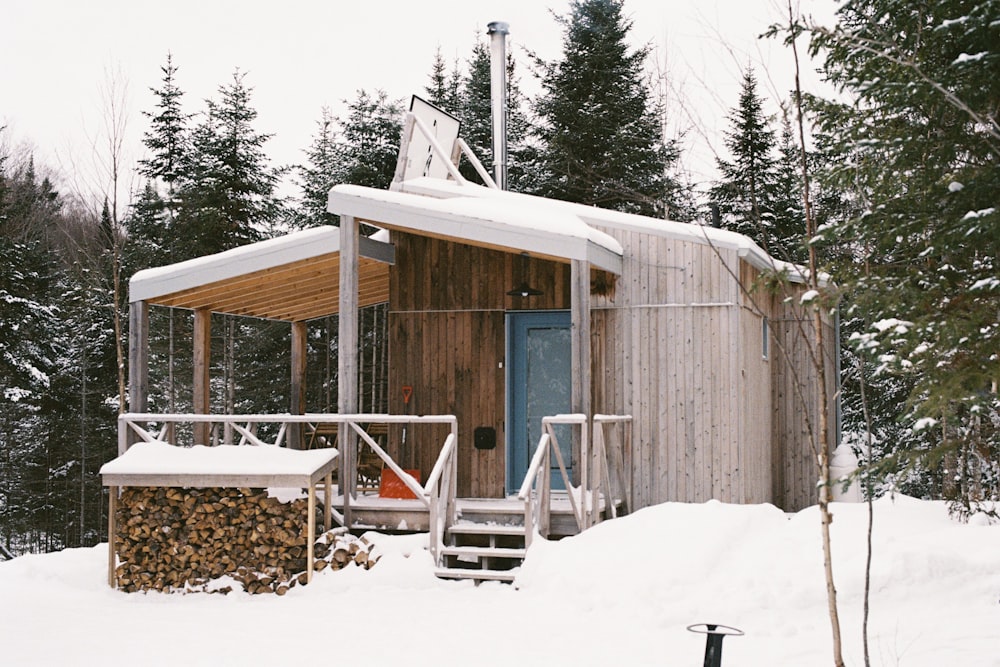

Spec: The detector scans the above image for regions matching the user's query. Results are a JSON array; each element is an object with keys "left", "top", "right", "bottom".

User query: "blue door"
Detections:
[{"left": 507, "top": 310, "right": 572, "bottom": 495}]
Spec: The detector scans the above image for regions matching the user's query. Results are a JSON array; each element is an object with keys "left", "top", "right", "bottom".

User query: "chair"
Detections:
[{"left": 307, "top": 422, "right": 387, "bottom": 493}]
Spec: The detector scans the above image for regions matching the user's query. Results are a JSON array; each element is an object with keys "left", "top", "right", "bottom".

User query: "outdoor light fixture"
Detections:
[{"left": 507, "top": 252, "right": 543, "bottom": 298}]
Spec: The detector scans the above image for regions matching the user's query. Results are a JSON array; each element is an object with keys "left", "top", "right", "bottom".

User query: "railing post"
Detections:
[
  {"left": 127, "top": 301, "right": 149, "bottom": 448},
  {"left": 118, "top": 414, "right": 129, "bottom": 456},
  {"left": 541, "top": 444, "right": 551, "bottom": 538}
]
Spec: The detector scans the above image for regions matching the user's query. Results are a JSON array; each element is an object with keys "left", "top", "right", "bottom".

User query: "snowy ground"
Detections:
[{"left": 2, "top": 496, "right": 998, "bottom": 666}]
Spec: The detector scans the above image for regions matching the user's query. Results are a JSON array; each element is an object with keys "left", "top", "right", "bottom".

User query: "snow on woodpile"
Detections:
[
  {"left": 102, "top": 442, "right": 372, "bottom": 594},
  {"left": 99, "top": 441, "right": 336, "bottom": 477}
]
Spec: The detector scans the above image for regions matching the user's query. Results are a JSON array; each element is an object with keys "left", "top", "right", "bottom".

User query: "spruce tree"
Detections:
[
  {"left": 174, "top": 70, "right": 283, "bottom": 258},
  {"left": 293, "top": 107, "right": 339, "bottom": 229},
  {"left": 139, "top": 53, "right": 188, "bottom": 192},
  {"left": 709, "top": 68, "right": 781, "bottom": 250},
  {"left": 424, "top": 48, "right": 461, "bottom": 113},
  {"left": 531, "top": 0, "right": 681, "bottom": 216},
  {"left": 769, "top": 113, "right": 807, "bottom": 262},
  {"left": 810, "top": 0, "right": 1000, "bottom": 512},
  {"left": 334, "top": 89, "right": 403, "bottom": 192}
]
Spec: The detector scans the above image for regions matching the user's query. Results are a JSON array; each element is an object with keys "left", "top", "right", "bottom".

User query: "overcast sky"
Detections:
[{"left": 2, "top": 0, "right": 835, "bottom": 202}]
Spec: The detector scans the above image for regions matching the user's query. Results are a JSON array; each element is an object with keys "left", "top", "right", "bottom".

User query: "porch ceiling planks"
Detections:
[
  {"left": 129, "top": 226, "right": 394, "bottom": 322},
  {"left": 145, "top": 254, "right": 389, "bottom": 322}
]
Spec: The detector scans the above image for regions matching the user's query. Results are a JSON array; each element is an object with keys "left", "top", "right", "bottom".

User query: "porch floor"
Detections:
[{"left": 323, "top": 490, "right": 614, "bottom": 536}]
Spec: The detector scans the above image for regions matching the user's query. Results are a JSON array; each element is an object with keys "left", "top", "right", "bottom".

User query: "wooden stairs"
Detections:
[{"left": 434, "top": 501, "right": 530, "bottom": 583}]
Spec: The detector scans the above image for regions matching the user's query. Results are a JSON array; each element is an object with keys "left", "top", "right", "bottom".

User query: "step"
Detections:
[
  {"left": 434, "top": 567, "right": 518, "bottom": 583},
  {"left": 441, "top": 545, "right": 527, "bottom": 560},
  {"left": 447, "top": 522, "right": 527, "bottom": 537}
]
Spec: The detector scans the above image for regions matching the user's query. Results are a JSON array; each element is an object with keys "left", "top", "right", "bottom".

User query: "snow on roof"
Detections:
[
  {"left": 99, "top": 441, "right": 336, "bottom": 478},
  {"left": 328, "top": 183, "right": 624, "bottom": 274},
  {"left": 129, "top": 226, "right": 395, "bottom": 305},
  {"left": 396, "top": 177, "right": 812, "bottom": 282},
  {"left": 130, "top": 227, "right": 339, "bottom": 303}
]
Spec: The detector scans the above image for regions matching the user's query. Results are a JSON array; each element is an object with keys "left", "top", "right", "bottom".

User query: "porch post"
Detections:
[
  {"left": 570, "top": 259, "right": 591, "bottom": 487},
  {"left": 339, "top": 215, "right": 359, "bottom": 516},
  {"left": 126, "top": 300, "right": 149, "bottom": 448},
  {"left": 193, "top": 308, "right": 211, "bottom": 445},
  {"left": 290, "top": 320, "right": 307, "bottom": 449}
]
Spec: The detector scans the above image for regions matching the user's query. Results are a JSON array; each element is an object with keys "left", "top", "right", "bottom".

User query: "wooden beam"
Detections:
[
  {"left": 571, "top": 259, "right": 591, "bottom": 487},
  {"left": 290, "top": 320, "right": 307, "bottom": 450},
  {"left": 339, "top": 216, "right": 359, "bottom": 519},
  {"left": 127, "top": 301, "right": 149, "bottom": 447},
  {"left": 107, "top": 486, "right": 117, "bottom": 588},
  {"left": 193, "top": 308, "right": 211, "bottom": 445}
]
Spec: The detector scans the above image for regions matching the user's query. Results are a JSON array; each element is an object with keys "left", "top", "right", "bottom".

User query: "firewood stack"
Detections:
[{"left": 113, "top": 486, "right": 379, "bottom": 594}]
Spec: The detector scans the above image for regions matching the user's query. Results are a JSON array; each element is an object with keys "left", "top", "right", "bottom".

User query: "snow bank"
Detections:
[{"left": 1, "top": 496, "right": 998, "bottom": 666}]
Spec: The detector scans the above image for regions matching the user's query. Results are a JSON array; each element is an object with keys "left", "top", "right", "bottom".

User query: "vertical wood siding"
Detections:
[
  {"left": 590, "top": 227, "right": 749, "bottom": 508},
  {"left": 387, "top": 233, "right": 570, "bottom": 498},
  {"left": 385, "top": 226, "right": 835, "bottom": 509},
  {"left": 769, "top": 292, "right": 839, "bottom": 510}
]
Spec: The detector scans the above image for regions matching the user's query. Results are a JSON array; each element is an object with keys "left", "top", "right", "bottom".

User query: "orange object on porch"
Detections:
[{"left": 379, "top": 468, "right": 422, "bottom": 499}]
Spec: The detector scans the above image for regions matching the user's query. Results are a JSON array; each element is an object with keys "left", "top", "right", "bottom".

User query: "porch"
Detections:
[{"left": 116, "top": 411, "right": 632, "bottom": 581}]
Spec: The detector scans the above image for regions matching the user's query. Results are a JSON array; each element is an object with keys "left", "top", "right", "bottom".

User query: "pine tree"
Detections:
[
  {"left": 424, "top": 48, "right": 461, "bottom": 113},
  {"left": 293, "top": 107, "right": 339, "bottom": 229},
  {"left": 531, "top": 0, "right": 682, "bottom": 216},
  {"left": 334, "top": 89, "right": 403, "bottom": 192},
  {"left": 139, "top": 53, "right": 188, "bottom": 191},
  {"left": 769, "top": 112, "right": 807, "bottom": 262},
  {"left": 0, "top": 152, "right": 65, "bottom": 553},
  {"left": 810, "top": 0, "right": 1000, "bottom": 512},
  {"left": 134, "top": 53, "right": 189, "bottom": 260},
  {"left": 709, "top": 68, "right": 781, "bottom": 250},
  {"left": 174, "top": 70, "right": 283, "bottom": 258},
  {"left": 457, "top": 39, "right": 493, "bottom": 182}
]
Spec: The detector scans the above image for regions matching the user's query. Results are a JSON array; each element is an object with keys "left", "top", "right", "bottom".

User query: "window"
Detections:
[{"left": 762, "top": 317, "right": 770, "bottom": 360}]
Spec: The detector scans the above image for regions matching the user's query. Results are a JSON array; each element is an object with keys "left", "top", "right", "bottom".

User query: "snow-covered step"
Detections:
[
  {"left": 434, "top": 567, "right": 518, "bottom": 583},
  {"left": 440, "top": 545, "right": 527, "bottom": 561},
  {"left": 446, "top": 522, "right": 526, "bottom": 537}
]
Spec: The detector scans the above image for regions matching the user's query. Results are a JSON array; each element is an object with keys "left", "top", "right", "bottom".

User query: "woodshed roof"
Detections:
[{"left": 128, "top": 226, "right": 395, "bottom": 322}]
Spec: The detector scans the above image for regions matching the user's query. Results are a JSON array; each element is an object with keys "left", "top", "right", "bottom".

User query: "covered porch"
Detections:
[{"left": 123, "top": 184, "right": 631, "bottom": 579}]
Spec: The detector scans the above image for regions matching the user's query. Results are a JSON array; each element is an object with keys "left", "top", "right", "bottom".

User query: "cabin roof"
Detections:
[
  {"left": 327, "top": 183, "right": 624, "bottom": 273},
  {"left": 128, "top": 172, "right": 811, "bottom": 321},
  {"left": 128, "top": 226, "right": 394, "bottom": 321},
  {"left": 396, "top": 177, "right": 809, "bottom": 281}
]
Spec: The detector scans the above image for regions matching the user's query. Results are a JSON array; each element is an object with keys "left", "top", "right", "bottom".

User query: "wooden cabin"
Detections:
[{"left": 120, "top": 108, "right": 836, "bottom": 580}]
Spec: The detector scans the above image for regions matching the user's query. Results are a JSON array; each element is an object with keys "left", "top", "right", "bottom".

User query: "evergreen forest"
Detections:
[{"left": 1, "top": 0, "right": 996, "bottom": 557}]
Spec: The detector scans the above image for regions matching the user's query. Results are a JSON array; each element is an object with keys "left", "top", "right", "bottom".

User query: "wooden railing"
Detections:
[
  {"left": 517, "top": 413, "right": 632, "bottom": 548},
  {"left": 592, "top": 414, "right": 633, "bottom": 519},
  {"left": 425, "top": 433, "right": 458, "bottom": 565},
  {"left": 118, "top": 412, "right": 459, "bottom": 562}
]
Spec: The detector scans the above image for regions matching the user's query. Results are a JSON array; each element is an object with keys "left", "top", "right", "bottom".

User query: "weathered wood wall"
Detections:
[
  {"left": 387, "top": 233, "right": 570, "bottom": 498},
  {"left": 737, "top": 262, "right": 774, "bottom": 505},
  {"left": 386, "top": 226, "right": 835, "bottom": 509},
  {"left": 590, "top": 227, "right": 747, "bottom": 509},
  {"left": 768, "top": 292, "right": 839, "bottom": 511}
]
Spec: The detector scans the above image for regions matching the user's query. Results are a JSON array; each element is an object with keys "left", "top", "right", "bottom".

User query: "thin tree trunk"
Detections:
[
  {"left": 857, "top": 358, "right": 874, "bottom": 667},
  {"left": 788, "top": 3, "right": 844, "bottom": 664},
  {"left": 79, "top": 344, "right": 87, "bottom": 546}
]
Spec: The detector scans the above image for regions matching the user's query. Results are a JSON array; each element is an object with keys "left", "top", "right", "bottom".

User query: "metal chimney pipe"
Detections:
[{"left": 487, "top": 21, "right": 509, "bottom": 191}]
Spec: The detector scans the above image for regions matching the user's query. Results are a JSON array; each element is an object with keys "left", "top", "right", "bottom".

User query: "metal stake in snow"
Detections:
[
  {"left": 686, "top": 623, "right": 743, "bottom": 667},
  {"left": 487, "top": 20, "right": 509, "bottom": 191}
]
